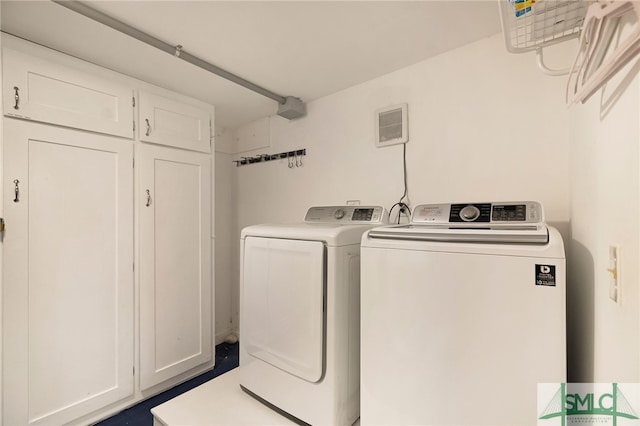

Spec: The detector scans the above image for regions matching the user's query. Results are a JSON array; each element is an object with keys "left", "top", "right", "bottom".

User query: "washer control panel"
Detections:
[
  {"left": 412, "top": 202, "right": 544, "bottom": 224},
  {"left": 450, "top": 203, "right": 492, "bottom": 222},
  {"left": 305, "top": 206, "right": 387, "bottom": 224}
]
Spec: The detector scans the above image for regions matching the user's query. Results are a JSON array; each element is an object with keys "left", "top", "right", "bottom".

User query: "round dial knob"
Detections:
[
  {"left": 334, "top": 208, "right": 346, "bottom": 219},
  {"left": 459, "top": 205, "right": 480, "bottom": 222}
]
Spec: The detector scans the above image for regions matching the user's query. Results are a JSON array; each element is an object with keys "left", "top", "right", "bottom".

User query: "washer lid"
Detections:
[{"left": 367, "top": 223, "right": 549, "bottom": 244}]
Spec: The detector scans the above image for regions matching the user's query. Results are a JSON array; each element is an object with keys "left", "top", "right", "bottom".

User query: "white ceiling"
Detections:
[{"left": 0, "top": 1, "right": 502, "bottom": 130}]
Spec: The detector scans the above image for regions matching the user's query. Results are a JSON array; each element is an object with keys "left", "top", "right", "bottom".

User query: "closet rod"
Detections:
[{"left": 52, "top": 1, "right": 306, "bottom": 119}]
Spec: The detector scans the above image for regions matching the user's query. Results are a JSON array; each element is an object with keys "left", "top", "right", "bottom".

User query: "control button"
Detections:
[
  {"left": 459, "top": 205, "right": 480, "bottom": 222},
  {"left": 334, "top": 208, "right": 345, "bottom": 219}
]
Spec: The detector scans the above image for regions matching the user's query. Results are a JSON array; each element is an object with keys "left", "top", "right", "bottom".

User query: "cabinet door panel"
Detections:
[
  {"left": 138, "top": 91, "right": 211, "bottom": 153},
  {"left": 139, "top": 144, "right": 212, "bottom": 390},
  {"left": 3, "top": 48, "right": 134, "bottom": 138},
  {"left": 3, "top": 119, "right": 134, "bottom": 425}
]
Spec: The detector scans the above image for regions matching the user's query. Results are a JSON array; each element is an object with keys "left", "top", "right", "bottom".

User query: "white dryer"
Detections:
[
  {"left": 240, "top": 205, "right": 387, "bottom": 425},
  {"left": 360, "top": 201, "right": 566, "bottom": 426}
]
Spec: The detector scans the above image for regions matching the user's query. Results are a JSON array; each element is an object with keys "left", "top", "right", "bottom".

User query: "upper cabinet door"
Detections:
[
  {"left": 138, "top": 91, "right": 212, "bottom": 153},
  {"left": 2, "top": 48, "right": 134, "bottom": 138}
]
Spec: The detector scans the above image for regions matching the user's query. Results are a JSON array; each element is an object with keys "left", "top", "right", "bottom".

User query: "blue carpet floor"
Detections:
[{"left": 95, "top": 342, "right": 239, "bottom": 426}]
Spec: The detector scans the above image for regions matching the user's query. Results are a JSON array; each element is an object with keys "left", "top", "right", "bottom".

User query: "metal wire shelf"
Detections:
[{"left": 499, "top": 0, "right": 592, "bottom": 53}]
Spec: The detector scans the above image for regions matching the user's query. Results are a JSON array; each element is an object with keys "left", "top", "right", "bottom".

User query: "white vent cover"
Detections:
[{"left": 375, "top": 103, "right": 408, "bottom": 148}]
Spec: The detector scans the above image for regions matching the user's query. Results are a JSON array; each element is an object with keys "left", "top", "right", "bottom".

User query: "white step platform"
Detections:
[{"left": 152, "top": 368, "right": 297, "bottom": 426}]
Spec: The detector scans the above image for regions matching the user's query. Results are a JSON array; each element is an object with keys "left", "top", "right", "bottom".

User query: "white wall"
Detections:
[
  {"left": 214, "top": 150, "right": 234, "bottom": 344},
  {"left": 213, "top": 126, "right": 239, "bottom": 344},
  {"left": 568, "top": 39, "right": 640, "bottom": 382},
  {"left": 228, "top": 33, "right": 574, "bottom": 336},
  {"left": 214, "top": 26, "right": 640, "bottom": 385}
]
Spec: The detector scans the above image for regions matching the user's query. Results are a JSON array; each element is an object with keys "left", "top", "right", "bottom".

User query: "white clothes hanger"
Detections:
[{"left": 566, "top": 0, "right": 640, "bottom": 104}]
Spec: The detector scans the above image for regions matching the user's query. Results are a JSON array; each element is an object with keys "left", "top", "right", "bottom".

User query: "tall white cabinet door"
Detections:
[
  {"left": 2, "top": 119, "right": 134, "bottom": 425},
  {"left": 138, "top": 91, "right": 212, "bottom": 153},
  {"left": 3, "top": 48, "right": 134, "bottom": 138},
  {"left": 139, "top": 143, "right": 212, "bottom": 390}
]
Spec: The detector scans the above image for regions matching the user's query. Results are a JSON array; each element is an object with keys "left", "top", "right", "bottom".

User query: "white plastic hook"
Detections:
[{"left": 536, "top": 48, "right": 571, "bottom": 76}]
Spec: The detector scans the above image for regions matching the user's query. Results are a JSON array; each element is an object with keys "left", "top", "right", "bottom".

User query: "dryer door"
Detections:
[{"left": 242, "top": 237, "right": 325, "bottom": 383}]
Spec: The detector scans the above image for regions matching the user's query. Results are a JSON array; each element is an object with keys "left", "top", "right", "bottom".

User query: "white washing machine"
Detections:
[
  {"left": 240, "top": 205, "right": 387, "bottom": 425},
  {"left": 360, "top": 201, "right": 566, "bottom": 426}
]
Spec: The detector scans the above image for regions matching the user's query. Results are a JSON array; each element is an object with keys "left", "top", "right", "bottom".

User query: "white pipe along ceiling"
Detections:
[{"left": 52, "top": 0, "right": 307, "bottom": 120}]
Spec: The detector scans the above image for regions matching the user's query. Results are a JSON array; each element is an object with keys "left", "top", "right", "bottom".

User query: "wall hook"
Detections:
[{"left": 232, "top": 148, "right": 306, "bottom": 168}]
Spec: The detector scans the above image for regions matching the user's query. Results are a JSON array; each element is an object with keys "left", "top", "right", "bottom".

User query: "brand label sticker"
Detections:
[{"left": 536, "top": 264, "right": 556, "bottom": 286}]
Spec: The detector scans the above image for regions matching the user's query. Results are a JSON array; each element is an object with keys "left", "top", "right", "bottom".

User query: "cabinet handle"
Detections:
[
  {"left": 145, "top": 189, "right": 152, "bottom": 207},
  {"left": 13, "top": 86, "right": 19, "bottom": 110},
  {"left": 145, "top": 119, "right": 151, "bottom": 136},
  {"left": 13, "top": 179, "right": 20, "bottom": 203}
]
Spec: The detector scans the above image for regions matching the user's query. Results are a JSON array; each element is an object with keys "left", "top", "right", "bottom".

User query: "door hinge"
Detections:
[
  {"left": 0, "top": 218, "right": 4, "bottom": 233},
  {"left": 132, "top": 96, "right": 136, "bottom": 108},
  {"left": 133, "top": 120, "right": 136, "bottom": 132}
]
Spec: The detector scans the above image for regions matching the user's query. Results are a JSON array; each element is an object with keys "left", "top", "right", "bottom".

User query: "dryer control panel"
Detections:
[
  {"left": 411, "top": 202, "right": 544, "bottom": 224},
  {"left": 304, "top": 206, "right": 387, "bottom": 224}
]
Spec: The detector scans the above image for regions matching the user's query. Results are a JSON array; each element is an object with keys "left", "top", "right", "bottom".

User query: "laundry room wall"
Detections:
[
  {"left": 568, "top": 51, "right": 640, "bottom": 382},
  {"left": 214, "top": 145, "right": 235, "bottom": 344},
  {"left": 228, "top": 32, "right": 574, "bottom": 345}
]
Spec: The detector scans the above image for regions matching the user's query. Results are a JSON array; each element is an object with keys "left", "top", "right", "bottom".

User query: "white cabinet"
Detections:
[
  {"left": 1, "top": 40, "right": 215, "bottom": 424},
  {"left": 2, "top": 119, "right": 134, "bottom": 425},
  {"left": 2, "top": 49, "right": 134, "bottom": 138},
  {"left": 138, "top": 91, "right": 212, "bottom": 153},
  {"left": 138, "top": 143, "right": 212, "bottom": 390}
]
